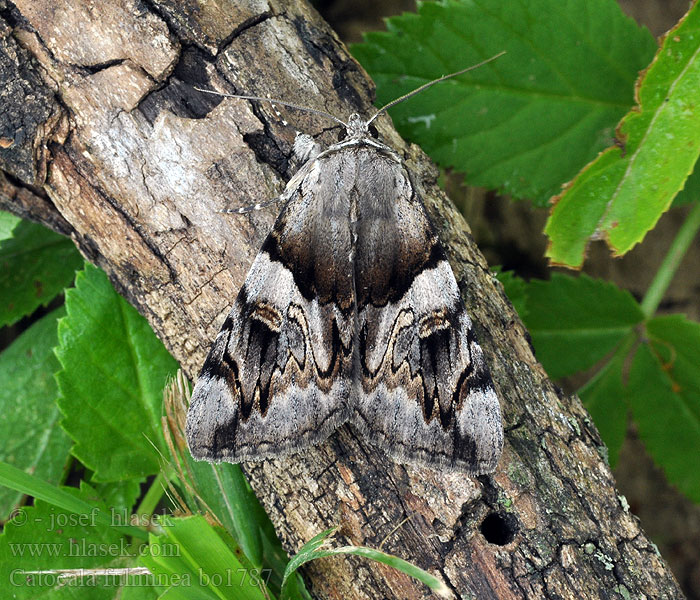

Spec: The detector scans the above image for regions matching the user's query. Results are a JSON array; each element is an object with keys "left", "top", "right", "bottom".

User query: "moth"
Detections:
[{"left": 186, "top": 55, "right": 505, "bottom": 474}]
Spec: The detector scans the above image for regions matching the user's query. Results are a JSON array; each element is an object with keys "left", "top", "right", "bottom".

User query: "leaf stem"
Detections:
[
  {"left": 640, "top": 201, "right": 700, "bottom": 318},
  {"left": 136, "top": 471, "right": 167, "bottom": 519}
]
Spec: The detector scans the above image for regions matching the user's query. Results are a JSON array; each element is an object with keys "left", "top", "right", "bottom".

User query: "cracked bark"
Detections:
[{"left": 0, "top": 1, "right": 686, "bottom": 598}]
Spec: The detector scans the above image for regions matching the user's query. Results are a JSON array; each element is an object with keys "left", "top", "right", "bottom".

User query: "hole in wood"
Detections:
[{"left": 480, "top": 512, "right": 517, "bottom": 545}]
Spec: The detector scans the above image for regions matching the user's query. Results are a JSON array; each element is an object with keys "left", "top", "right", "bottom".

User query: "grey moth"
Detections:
[{"left": 186, "top": 56, "right": 505, "bottom": 474}]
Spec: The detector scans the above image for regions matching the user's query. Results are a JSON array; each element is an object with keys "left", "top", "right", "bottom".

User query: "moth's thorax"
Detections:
[{"left": 321, "top": 125, "right": 399, "bottom": 162}]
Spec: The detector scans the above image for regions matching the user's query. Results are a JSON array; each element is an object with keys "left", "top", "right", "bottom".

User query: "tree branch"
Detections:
[{"left": 0, "top": 1, "right": 684, "bottom": 598}]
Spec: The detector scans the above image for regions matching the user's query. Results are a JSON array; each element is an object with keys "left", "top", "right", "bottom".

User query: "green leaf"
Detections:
[
  {"left": 94, "top": 479, "right": 144, "bottom": 515},
  {"left": 281, "top": 528, "right": 452, "bottom": 600},
  {"left": 56, "top": 263, "right": 178, "bottom": 481},
  {"left": 0, "top": 210, "right": 21, "bottom": 240},
  {"left": 186, "top": 460, "right": 264, "bottom": 569},
  {"left": 0, "top": 218, "right": 83, "bottom": 327},
  {"left": 546, "top": 3, "right": 700, "bottom": 267},
  {"left": 0, "top": 481, "right": 150, "bottom": 599},
  {"left": 578, "top": 352, "right": 628, "bottom": 466},
  {"left": 673, "top": 160, "right": 700, "bottom": 206},
  {"left": 0, "top": 460, "right": 146, "bottom": 539},
  {"left": 0, "top": 307, "right": 72, "bottom": 520},
  {"left": 140, "top": 515, "right": 270, "bottom": 600},
  {"left": 352, "top": 0, "right": 655, "bottom": 205},
  {"left": 494, "top": 268, "right": 528, "bottom": 319},
  {"left": 523, "top": 273, "right": 644, "bottom": 379},
  {"left": 627, "top": 315, "right": 700, "bottom": 502},
  {"left": 122, "top": 579, "right": 160, "bottom": 600}
]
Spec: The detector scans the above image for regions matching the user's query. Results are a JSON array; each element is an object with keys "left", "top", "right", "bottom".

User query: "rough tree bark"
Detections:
[{"left": 0, "top": 1, "right": 686, "bottom": 598}]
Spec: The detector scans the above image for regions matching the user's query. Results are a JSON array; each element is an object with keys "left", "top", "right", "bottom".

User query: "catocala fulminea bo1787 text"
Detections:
[{"left": 186, "top": 56, "right": 505, "bottom": 474}]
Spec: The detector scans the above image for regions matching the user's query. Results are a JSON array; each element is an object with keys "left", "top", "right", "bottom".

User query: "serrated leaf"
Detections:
[
  {"left": 578, "top": 352, "right": 628, "bottom": 466},
  {"left": 56, "top": 264, "right": 178, "bottom": 482},
  {"left": 0, "top": 481, "right": 150, "bottom": 599},
  {"left": 523, "top": 273, "right": 644, "bottom": 379},
  {"left": 0, "top": 307, "right": 71, "bottom": 520},
  {"left": 140, "top": 515, "right": 269, "bottom": 600},
  {"left": 673, "top": 160, "right": 700, "bottom": 206},
  {"left": 352, "top": 0, "right": 655, "bottom": 205},
  {"left": 647, "top": 315, "right": 700, "bottom": 425},
  {"left": 546, "top": 3, "right": 700, "bottom": 267},
  {"left": 628, "top": 317, "right": 700, "bottom": 502},
  {"left": 0, "top": 218, "right": 83, "bottom": 327}
]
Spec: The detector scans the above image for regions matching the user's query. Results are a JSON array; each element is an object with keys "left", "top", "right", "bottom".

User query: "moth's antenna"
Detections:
[
  {"left": 193, "top": 88, "right": 348, "bottom": 128},
  {"left": 366, "top": 50, "right": 506, "bottom": 126}
]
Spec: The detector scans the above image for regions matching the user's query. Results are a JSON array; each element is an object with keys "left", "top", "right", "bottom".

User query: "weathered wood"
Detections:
[{"left": 0, "top": 1, "right": 685, "bottom": 598}]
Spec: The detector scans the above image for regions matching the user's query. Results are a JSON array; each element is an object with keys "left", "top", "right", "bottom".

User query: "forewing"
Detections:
[
  {"left": 353, "top": 151, "right": 503, "bottom": 473},
  {"left": 186, "top": 157, "right": 355, "bottom": 462}
]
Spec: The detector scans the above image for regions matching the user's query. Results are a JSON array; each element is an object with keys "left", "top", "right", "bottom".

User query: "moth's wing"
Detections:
[
  {"left": 186, "top": 157, "right": 355, "bottom": 462},
  {"left": 352, "top": 150, "right": 503, "bottom": 474}
]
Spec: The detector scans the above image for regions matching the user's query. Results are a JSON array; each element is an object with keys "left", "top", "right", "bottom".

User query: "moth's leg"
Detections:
[{"left": 218, "top": 134, "right": 322, "bottom": 216}]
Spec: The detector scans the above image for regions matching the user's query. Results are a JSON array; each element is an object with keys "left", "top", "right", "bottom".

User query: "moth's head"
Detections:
[{"left": 345, "top": 113, "right": 369, "bottom": 139}]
